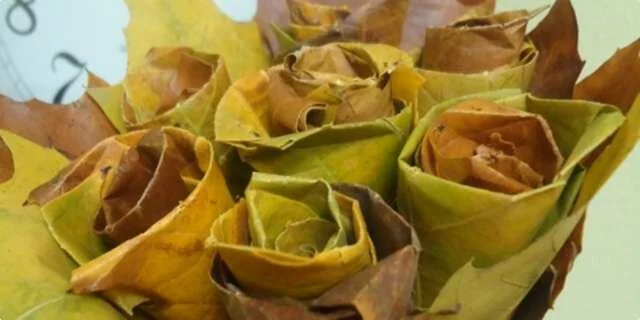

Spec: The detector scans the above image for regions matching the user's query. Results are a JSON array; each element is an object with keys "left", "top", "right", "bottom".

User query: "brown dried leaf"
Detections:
[
  {"left": 268, "top": 69, "right": 325, "bottom": 132},
  {"left": 211, "top": 183, "right": 421, "bottom": 320},
  {"left": 574, "top": 38, "right": 640, "bottom": 114},
  {"left": 0, "top": 136, "right": 14, "bottom": 183},
  {"left": 420, "top": 10, "right": 530, "bottom": 73},
  {"left": 575, "top": 39, "right": 640, "bottom": 166},
  {"left": 528, "top": 0, "right": 585, "bottom": 99},
  {"left": 0, "top": 74, "right": 117, "bottom": 159},
  {"left": 419, "top": 99, "right": 564, "bottom": 194}
]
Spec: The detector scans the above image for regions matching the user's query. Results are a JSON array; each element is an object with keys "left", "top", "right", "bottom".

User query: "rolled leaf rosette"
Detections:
[
  {"left": 93, "top": 47, "right": 230, "bottom": 138},
  {"left": 416, "top": 9, "right": 540, "bottom": 114},
  {"left": 215, "top": 43, "right": 424, "bottom": 198},
  {"left": 397, "top": 90, "right": 627, "bottom": 308},
  {"left": 28, "top": 127, "right": 235, "bottom": 320},
  {"left": 270, "top": 0, "right": 408, "bottom": 55},
  {"left": 208, "top": 174, "right": 421, "bottom": 319}
]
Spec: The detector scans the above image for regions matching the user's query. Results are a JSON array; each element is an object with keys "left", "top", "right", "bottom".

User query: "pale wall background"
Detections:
[{"left": 0, "top": 0, "right": 638, "bottom": 319}]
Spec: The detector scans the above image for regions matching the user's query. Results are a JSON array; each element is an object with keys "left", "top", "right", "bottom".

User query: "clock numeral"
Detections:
[
  {"left": 5, "top": 0, "right": 37, "bottom": 36},
  {"left": 51, "top": 52, "right": 86, "bottom": 104}
]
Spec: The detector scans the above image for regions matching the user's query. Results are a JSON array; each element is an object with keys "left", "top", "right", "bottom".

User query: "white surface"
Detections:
[{"left": 0, "top": 0, "right": 638, "bottom": 318}]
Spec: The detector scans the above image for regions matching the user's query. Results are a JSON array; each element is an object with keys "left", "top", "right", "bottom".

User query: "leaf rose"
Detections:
[
  {"left": 397, "top": 91, "right": 626, "bottom": 307},
  {"left": 416, "top": 10, "right": 540, "bottom": 114},
  {"left": 92, "top": 47, "right": 230, "bottom": 139},
  {"left": 29, "top": 127, "right": 235, "bottom": 320},
  {"left": 215, "top": 43, "right": 423, "bottom": 199},
  {"left": 209, "top": 174, "right": 421, "bottom": 320}
]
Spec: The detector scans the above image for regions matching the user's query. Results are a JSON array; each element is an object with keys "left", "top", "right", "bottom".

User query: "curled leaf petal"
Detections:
[
  {"left": 31, "top": 128, "right": 202, "bottom": 246},
  {"left": 422, "top": 206, "right": 588, "bottom": 320},
  {"left": 419, "top": 99, "right": 564, "bottom": 194},
  {"left": 94, "top": 129, "right": 200, "bottom": 244}
]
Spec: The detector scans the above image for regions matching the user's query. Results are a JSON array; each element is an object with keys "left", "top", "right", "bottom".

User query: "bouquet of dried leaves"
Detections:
[{"left": 1, "top": 0, "right": 638, "bottom": 319}]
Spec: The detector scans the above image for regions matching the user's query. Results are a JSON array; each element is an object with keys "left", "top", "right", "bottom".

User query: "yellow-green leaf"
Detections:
[
  {"left": 88, "top": 84, "right": 127, "bottom": 133},
  {"left": 425, "top": 206, "right": 587, "bottom": 320},
  {"left": 124, "top": 0, "right": 270, "bottom": 81},
  {"left": 0, "top": 130, "right": 124, "bottom": 320}
]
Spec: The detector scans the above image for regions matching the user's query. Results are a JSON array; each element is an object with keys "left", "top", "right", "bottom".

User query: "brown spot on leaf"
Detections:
[{"left": 0, "top": 136, "right": 14, "bottom": 183}]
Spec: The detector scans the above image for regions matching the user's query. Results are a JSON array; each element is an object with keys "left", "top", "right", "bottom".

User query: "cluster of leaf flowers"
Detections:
[{"left": 0, "top": 0, "right": 639, "bottom": 320}]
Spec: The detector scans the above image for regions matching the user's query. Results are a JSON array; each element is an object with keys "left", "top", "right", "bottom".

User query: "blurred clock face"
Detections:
[{"left": 0, "top": 0, "right": 256, "bottom": 104}]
